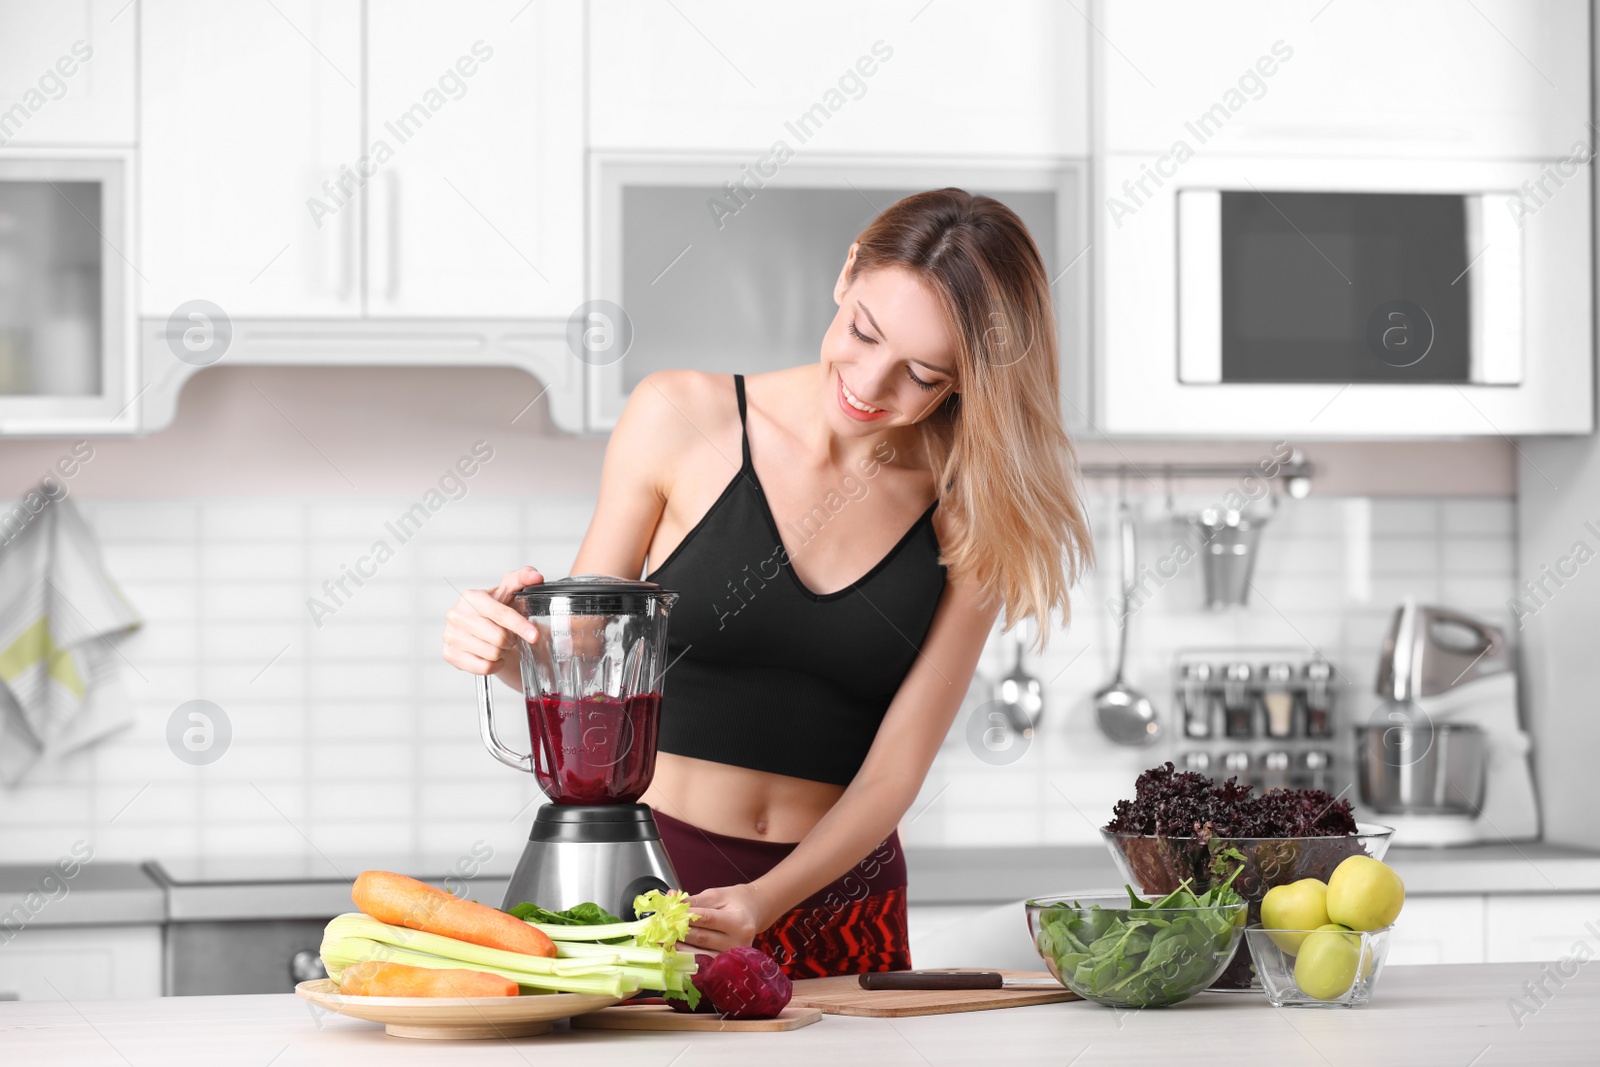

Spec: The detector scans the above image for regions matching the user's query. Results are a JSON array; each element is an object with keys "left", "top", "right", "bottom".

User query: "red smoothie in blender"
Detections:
[{"left": 527, "top": 692, "right": 662, "bottom": 804}]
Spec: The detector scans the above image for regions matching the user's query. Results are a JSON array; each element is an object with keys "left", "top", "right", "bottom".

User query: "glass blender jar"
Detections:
[{"left": 476, "top": 576, "right": 681, "bottom": 918}]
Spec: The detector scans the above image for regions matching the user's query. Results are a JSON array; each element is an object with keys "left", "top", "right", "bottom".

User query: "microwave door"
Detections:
[
  {"left": 1177, "top": 189, "right": 1521, "bottom": 387},
  {"left": 1177, "top": 190, "right": 1223, "bottom": 384},
  {"left": 1465, "top": 193, "right": 1523, "bottom": 386}
]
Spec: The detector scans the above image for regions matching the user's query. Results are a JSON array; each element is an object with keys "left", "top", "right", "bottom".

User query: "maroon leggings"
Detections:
[{"left": 653, "top": 808, "right": 911, "bottom": 979}]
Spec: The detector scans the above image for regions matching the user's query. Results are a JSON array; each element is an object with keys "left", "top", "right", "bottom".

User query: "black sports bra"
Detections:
[{"left": 645, "top": 375, "right": 947, "bottom": 786}]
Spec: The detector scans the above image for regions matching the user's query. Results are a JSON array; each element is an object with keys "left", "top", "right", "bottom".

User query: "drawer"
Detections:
[{"left": 0, "top": 925, "right": 161, "bottom": 1001}]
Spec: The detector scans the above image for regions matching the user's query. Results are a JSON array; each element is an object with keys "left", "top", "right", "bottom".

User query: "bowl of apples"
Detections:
[{"left": 1243, "top": 855, "right": 1405, "bottom": 1007}]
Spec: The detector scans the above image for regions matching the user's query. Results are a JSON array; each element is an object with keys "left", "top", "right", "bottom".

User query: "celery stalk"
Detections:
[
  {"left": 518, "top": 888, "right": 697, "bottom": 951},
  {"left": 321, "top": 913, "right": 609, "bottom": 975},
  {"left": 318, "top": 911, "right": 699, "bottom": 1004},
  {"left": 319, "top": 937, "right": 643, "bottom": 998},
  {"left": 554, "top": 939, "right": 699, "bottom": 968}
]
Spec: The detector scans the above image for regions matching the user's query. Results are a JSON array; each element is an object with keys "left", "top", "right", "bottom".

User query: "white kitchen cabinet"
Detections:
[
  {"left": 0, "top": 925, "right": 161, "bottom": 1001},
  {"left": 365, "top": 0, "right": 583, "bottom": 318},
  {"left": 588, "top": 0, "right": 1089, "bottom": 158},
  {"left": 1485, "top": 893, "right": 1600, "bottom": 963},
  {"left": 139, "top": 0, "right": 363, "bottom": 319},
  {"left": 1386, "top": 896, "right": 1487, "bottom": 966},
  {"left": 1097, "top": 0, "right": 1589, "bottom": 161},
  {"left": 0, "top": 151, "right": 140, "bottom": 435},
  {"left": 142, "top": 1, "right": 581, "bottom": 323},
  {"left": 585, "top": 159, "right": 1088, "bottom": 434},
  {"left": 0, "top": 0, "right": 135, "bottom": 147}
]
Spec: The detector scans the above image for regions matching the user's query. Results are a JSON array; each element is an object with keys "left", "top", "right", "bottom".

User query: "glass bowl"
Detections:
[
  {"left": 1025, "top": 893, "right": 1247, "bottom": 1008},
  {"left": 1242, "top": 925, "right": 1393, "bottom": 1007},
  {"left": 1100, "top": 823, "right": 1394, "bottom": 990}
]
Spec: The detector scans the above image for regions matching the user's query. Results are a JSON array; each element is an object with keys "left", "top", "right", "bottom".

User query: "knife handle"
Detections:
[{"left": 859, "top": 971, "right": 1004, "bottom": 990}]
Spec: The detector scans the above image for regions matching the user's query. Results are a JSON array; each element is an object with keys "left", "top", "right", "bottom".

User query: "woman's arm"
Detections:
[
  {"left": 569, "top": 370, "right": 696, "bottom": 579},
  {"left": 442, "top": 370, "right": 711, "bottom": 688},
  {"left": 684, "top": 568, "right": 1000, "bottom": 949}
]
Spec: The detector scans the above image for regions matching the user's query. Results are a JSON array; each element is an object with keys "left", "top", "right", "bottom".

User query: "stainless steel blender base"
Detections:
[{"left": 502, "top": 803, "right": 681, "bottom": 920}]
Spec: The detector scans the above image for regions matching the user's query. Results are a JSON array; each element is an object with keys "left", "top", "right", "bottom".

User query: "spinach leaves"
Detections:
[
  {"left": 1033, "top": 867, "right": 1246, "bottom": 1008},
  {"left": 507, "top": 901, "right": 624, "bottom": 926}
]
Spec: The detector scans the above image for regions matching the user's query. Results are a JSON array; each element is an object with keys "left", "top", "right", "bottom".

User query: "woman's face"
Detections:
[{"left": 821, "top": 252, "right": 957, "bottom": 435}]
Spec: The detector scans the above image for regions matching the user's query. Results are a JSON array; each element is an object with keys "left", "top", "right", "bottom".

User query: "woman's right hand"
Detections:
[{"left": 441, "top": 565, "right": 544, "bottom": 677}]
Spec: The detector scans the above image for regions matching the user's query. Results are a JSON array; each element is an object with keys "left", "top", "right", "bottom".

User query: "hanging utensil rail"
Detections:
[{"left": 1079, "top": 456, "right": 1314, "bottom": 498}]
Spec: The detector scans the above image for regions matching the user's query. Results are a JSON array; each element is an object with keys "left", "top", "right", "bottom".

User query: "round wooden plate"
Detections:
[{"left": 294, "top": 979, "right": 624, "bottom": 1039}]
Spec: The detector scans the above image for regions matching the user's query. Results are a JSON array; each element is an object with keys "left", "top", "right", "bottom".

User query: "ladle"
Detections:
[{"left": 1094, "top": 500, "right": 1161, "bottom": 746}]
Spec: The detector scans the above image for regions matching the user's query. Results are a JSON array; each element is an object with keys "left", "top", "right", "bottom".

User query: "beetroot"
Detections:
[
  {"left": 667, "top": 954, "right": 720, "bottom": 1013},
  {"left": 668, "top": 946, "right": 791, "bottom": 1019}
]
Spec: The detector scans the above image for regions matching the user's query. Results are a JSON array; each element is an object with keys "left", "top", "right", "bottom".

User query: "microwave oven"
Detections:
[{"left": 1099, "top": 154, "right": 1591, "bottom": 436}]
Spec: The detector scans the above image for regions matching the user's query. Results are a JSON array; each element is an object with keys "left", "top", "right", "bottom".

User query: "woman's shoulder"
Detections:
[{"left": 616, "top": 369, "right": 741, "bottom": 454}]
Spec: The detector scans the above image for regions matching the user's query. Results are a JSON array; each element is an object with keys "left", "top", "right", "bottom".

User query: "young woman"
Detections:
[{"left": 442, "top": 189, "right": 1093, "bottom": 978}]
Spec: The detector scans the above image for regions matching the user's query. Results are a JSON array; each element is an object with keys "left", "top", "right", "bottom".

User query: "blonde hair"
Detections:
[{"left": 848, "top": 188, "right": 1094, "bottom": 642}]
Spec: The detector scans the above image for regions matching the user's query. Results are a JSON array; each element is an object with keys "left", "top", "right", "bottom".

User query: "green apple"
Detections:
[
  {"left": 1294, "top": 923, "right": 1362, "bottom": 1001},
  {"left": 1260, "top": 878, "right": 1330, "bottom": 954},
  {"left": 1326, "top": 856, "right": 1405, "bottom": 931}
]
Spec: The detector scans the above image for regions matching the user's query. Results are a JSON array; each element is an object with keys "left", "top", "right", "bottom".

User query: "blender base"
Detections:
[{"left": 503, "top": 803, "right": 682, "bottom": 920}]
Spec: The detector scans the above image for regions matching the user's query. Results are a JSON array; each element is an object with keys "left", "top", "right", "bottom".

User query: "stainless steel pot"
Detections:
[{"left": 1355, "top": 720, "right": 1487, "bottom": 815}]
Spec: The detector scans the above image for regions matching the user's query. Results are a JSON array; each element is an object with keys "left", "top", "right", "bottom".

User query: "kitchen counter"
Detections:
[
  {"left": 0, "top": 862, "right": 162, "bottom": 927},
  {"left": 2, "top": 964, "right": 1595, "bottom": 1065},
  {"left": 906, "top": 841, "right": 1600, "bottom": 903}
]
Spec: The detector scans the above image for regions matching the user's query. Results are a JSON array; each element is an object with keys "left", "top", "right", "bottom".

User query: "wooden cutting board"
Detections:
[
  {"left": 571, "top": 1004, "right": 823, "bottom": 1032},
  {"left": 788, "top": 969, "right": 1079, "bottom": 1017}
]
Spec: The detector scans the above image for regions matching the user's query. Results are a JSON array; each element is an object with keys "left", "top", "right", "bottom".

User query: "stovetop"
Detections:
[
  {"left": 145, "top": 856, "right": 514, "bottom": 921},
  {"left": 146, "top": 854, "right": 513, "bottom": 886}
]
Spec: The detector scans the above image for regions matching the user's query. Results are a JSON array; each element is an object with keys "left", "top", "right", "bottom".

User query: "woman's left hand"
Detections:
[{"left": 681, "top": 884, "right": 770, "bottom": 953}]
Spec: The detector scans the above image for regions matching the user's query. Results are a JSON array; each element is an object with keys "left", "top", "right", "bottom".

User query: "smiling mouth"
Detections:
[{"left": 839, "top": 377, "right": 885, "bottom": 415}]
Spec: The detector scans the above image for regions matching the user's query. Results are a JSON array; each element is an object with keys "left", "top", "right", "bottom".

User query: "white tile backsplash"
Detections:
[
  {"left": 1370, "top": 499, "right": 1440, "bottom": 535},
  {"left": 1441, "top": 538, "right": 1515, "bottom": 574},
  {"left": 1441, "top": 499, "right": 1515, "bottom": 536},
  {"left": 0, "top": 492, "right": 1518, "bottom": 864}
]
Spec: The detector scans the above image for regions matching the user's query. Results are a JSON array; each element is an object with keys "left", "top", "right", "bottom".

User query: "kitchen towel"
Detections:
[{"left": 0, "top": 489, "right": 141, "bottom": 785}]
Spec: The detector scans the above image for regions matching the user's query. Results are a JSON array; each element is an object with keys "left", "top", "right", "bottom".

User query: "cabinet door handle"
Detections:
[
  {"left": 386, "top": 171, "right": 401, "bottom": 304},
  {"left": 339, "top": 200, "right": 355, "bottom": 304}
]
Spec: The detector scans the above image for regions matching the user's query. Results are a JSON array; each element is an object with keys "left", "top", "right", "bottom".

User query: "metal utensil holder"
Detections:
[{"left": 1186, "top": 506, "right": 1269, "bottom": 609}]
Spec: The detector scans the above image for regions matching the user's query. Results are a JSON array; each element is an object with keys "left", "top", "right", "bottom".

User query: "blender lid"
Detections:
[{"left": 514, "top": 575, "right": 677, "bottom": 612}]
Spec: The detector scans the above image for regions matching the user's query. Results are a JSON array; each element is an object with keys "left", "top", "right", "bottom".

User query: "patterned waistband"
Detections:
[{"left": 652, "top": 807, "right": 907, "bottom": 912}]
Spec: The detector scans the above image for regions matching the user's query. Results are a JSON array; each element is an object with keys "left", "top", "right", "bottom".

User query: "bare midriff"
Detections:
[{"left": 639, "top": 751, "right": 846, "bottom": 843}]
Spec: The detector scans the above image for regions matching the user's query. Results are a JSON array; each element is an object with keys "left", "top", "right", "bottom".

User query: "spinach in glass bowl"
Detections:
[{"left": 1026, "top": 871, "right": 1247, "bottom": 1008}]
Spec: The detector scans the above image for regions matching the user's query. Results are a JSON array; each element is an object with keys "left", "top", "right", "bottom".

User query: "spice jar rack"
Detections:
[{"left": 1169, "top": 647, "right": 1350, "bottom": 796}]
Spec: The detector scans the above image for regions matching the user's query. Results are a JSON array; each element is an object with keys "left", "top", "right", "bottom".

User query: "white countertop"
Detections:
[{"left": 3, "top": 965, "right": 1596, "bottom": 1065}]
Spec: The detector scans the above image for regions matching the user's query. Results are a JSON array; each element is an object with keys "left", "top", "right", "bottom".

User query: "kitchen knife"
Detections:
[{"left": 858, "top": 971, "right": 1061, "bottom": 990}]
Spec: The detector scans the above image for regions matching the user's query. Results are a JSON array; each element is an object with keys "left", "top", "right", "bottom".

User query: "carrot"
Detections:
[
  {"left": 351, "top": 870, "right": 556, "bottom": 958},
  {"left": 339, "top": 960, "right": 518, "bottom": 998}
]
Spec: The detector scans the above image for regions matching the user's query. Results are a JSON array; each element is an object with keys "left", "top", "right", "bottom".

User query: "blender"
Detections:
[{"left": 476, "top": 576, "right": 682, "bottom": 919}]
